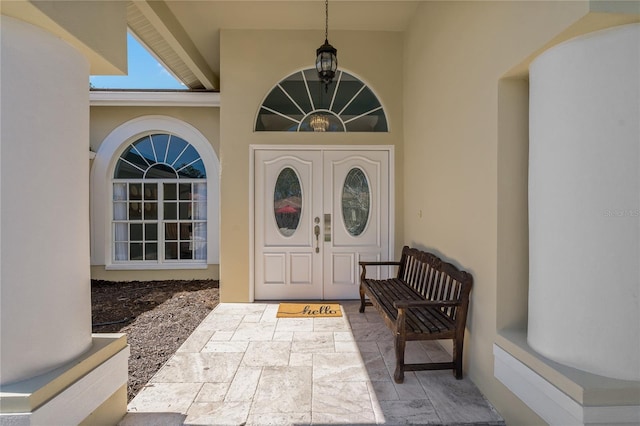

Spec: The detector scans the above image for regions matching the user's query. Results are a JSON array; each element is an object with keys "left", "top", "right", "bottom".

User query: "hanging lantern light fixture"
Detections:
[{"left": 316, "top": 0, "right": 337, "bottom": 92}]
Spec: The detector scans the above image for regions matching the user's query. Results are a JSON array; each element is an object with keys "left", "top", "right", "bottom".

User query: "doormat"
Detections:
[{"left": 276, "top": 303, "right": 342, "bottom": 318}]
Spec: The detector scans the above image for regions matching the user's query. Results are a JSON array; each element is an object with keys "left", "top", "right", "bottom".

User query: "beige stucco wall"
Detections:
[
  {"left": 0, "top": 0, "right": 127, "bottom": 75},
  {"left": 90, "top": 106, "right": 219, "bottom": 155},
  {"left": 89, "top": 106, "right": 220, "bottom": 281},
  {"left": 219, "top": 29, "right": 404, "bottom": 302},
  {"left": 401, "top": 1, "right": 640, "bottom": 424}
]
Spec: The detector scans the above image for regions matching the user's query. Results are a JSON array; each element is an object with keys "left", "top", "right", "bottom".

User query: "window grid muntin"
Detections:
[
  {"left": 256, "top": 69, "right": 388, "bottom": 132},
  {"left": 114, "top": 133, "right": 207, "bottom": 180},
  {"left": 112, "top": 178, "right": 207, "bottom": 263}
]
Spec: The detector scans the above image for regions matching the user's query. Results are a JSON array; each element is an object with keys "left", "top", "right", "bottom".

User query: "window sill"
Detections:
[{"left": 105, "top": 263, "right": 208, "bottom": 271}]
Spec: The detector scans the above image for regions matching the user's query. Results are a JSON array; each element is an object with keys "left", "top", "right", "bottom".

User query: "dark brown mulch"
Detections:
[{"left": 91, "top": 279, "right": 219, "bottom": 401}]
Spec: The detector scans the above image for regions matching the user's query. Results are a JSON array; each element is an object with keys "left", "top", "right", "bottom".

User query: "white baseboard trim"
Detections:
[{"left": 494, "top": 344, "right": 640, "bottom": 425}]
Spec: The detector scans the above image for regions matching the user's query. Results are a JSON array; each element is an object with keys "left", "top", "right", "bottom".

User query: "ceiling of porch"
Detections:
[{"left": 127, "top": 0, "right": 420, "bottom": 90}]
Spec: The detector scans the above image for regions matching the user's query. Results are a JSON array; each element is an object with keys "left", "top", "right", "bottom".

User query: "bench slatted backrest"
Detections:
[{"left": 397, "top": 246, "right": 473, "bottom": 321}]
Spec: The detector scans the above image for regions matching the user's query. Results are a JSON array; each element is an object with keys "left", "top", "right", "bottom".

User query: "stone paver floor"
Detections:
[{"left": 119, "top": 301, "right": 504, "bottom": 425}]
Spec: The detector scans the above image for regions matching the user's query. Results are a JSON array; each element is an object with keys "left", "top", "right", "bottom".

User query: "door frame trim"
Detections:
[{"left": 249, "top": 145, "right": 395, "bottom": 302}]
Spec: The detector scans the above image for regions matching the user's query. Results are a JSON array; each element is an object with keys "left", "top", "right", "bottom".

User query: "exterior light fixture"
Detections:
[
  {"left": 310, "top": 114, "right": 329, "bottom": 132},
  {"left": 316, "top": 0, "right": 337, "bottom": 92}
]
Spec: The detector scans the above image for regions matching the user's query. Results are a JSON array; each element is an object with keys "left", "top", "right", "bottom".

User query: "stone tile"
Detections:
[
  {"left": 313, "top": 316, "right": 350, "bottom": 331},
  {"left": 251, "top": 366, "right": 312, "bottom": 414},
  {"left": 357, "top": 340, "right": 382, "bottom": 353},
  {"left": 246, "top": 412, "right": 311, "bottom": 426},
  {"left": 231, "top": 321, "right": 276, "bottom": 341},
  {"left": 273, "top": 331, "right": 294, "bottom": 341},
  {"left": 367, "top": 380, "right": 399, "bottom": 401},
  {"left": 151, "top": 353, "right": 242, "bottom": 383},
  {"left": 197, "top": 314, "right": 244, "bottom": 332},
  {"left": 340, "top": 301, "right": 362, "bottom": 313},
  {"left": 377, "top": 339, "right": 432, "bottom": 370},
  {"left": 194, "top": 382, "right": 230, "bottom": 403},
  {"left": 312, "top": 381, "right": 372, "bottom": 415},
  {"left": 212, "top": 303, "right": 267, "bottom": 315},
  {"left": 417, "top": 371, "right": 504, "bottom": 424},
  {"left": 225, "top": 366, "right": 262, "bottom": 402},
  {"left": 127, "top": 382, "right": 202, "bottom": 414},
  {"left": 275, "top": 318, "right": 314, "bottom": 332},
  {"left": 335, "top": 340, "right": 360, "bottom": 352},
  {"left": 421, "top": 340, "right": 453, "bottom": 363},
  {"left": 242, "top": 341, "right": 291, "bottom": 367},
  {"left": 289, "top": 352, "right": 313, "bottom": 367},
  {"left": 376, "top": 399, "right": 441, "bottom": 425},
  {"left": 201, "top": 340, "right": 249, "bottom": 353},
  {"left": 350, "top": 322, "right": 393, "bottom": 342},
  {"left": 291, "top": 331, "right": 334, "bottom": 353},
  {"left": 210, "top": 331, "right": 235, "bottom": 341},
  {"left": 118, "top": 412, "right": 186, "bottom": 426},
  {"left": 176, "top": 329, "right": 214, "bottom": 353},
  {"left": 312, "top": 411, "right": 377, "bottom": 425},
  {"left": 260, "top": 303, "right": 280, "bottom": 320},
  {"left": 392, "top": 372, "right": 428, "bottom": 400},
  {"left": 334, "top": 331, "right": 355, "bottom": 341},
  {"left": 242, "top": 313, "right": 264, "bottom": 323},
  {"left": 313, "top": 353, "right": 369, "bottom": 383},
  {"left": 361, "top": 351, "right": 392, "bottom": 382},
  {"left": 185, "top": 401, "right": 251, "bottom": 425}
]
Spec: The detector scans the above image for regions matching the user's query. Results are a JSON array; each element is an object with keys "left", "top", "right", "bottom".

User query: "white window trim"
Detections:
[{"left": 91, "top": 115, "right": 219, "bottom": 268}]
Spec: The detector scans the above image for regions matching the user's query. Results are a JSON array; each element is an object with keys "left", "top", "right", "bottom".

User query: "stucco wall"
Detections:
[
  {"left": 90, "top": 106, "right": 220, "bottom": 154},
  {"left": 402, "top": 1, "right": 594, "bottom": 424},
  {"left": 89, "top": 106, "right": 220, "bottom": 281},
  {"left": 219, "top": 29, "right": 404, "bottom": 302},
  {"left": 1, "top": 15, "right": 93, "bottom": 385}
]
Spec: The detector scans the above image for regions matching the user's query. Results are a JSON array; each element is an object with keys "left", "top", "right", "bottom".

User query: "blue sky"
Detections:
[{"left": 90, "top": 33, "right": 186, "bottom": 89}]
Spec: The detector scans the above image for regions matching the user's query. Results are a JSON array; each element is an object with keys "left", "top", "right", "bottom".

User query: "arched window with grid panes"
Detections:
[
  {"left": 255, "top": 68, "right": 388, "bottom": 132},
  {"left": 112, "top": 133, "right": 207, "bottom": 264}
]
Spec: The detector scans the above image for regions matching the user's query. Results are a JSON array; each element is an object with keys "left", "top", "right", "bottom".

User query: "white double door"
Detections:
[{"left": 254, "top": 148, "right": 390, "bottom": 300}]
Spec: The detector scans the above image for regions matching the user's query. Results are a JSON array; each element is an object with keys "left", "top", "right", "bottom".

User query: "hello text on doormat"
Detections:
[{"left": 276, "top": 303, "right": 342, "bottom": 318}]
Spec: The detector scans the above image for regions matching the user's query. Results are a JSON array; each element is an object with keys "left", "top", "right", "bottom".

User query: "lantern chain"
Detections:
[{"left": 325, "top": 0, "right": 329, "bottom": 41}]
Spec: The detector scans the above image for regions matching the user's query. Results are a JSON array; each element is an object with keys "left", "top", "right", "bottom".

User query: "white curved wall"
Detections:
[
  {"left": 1, "top": 16, "right": 92, "bottom": 384},
  {"left": 528, "top": 24, "right": 640, "bottom": 380}
]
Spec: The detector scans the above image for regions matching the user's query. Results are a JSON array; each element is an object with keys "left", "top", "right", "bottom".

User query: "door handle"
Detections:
[
  {"left": 324, "top": 214, "right": 331, "bottom": 242},
  {"left": 314, "top": 219, "right": 320, "bottom": 253}
]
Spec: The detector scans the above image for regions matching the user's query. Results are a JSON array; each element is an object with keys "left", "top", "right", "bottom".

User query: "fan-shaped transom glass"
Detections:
[
  {"left": 274, "top": 167, "right": 303, "bottom": 237},
  {"left": 342, "top": 168, "right": 370, "bottom": 236},
  {"left": 256, "top": 69, "right": 388, "bottom": 132},
  {"left": 114, "top": 134, "right": 206, "bottom": 179}
]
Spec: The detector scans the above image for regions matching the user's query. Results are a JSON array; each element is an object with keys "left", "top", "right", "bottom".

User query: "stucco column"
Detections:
[
  {"left": 528, "top": 24, "right": 640, "bottom": 380},
  {"left": 1, "top": 16, "right": 92, "bottom": 385}
]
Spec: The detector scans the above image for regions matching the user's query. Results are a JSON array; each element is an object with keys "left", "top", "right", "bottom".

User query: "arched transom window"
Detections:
[
  {"left": 256, "top": 68, "right": 388, "bottom": 132},
  {"left": 113, "top": 133, "right": 207, "bottom": 264}
]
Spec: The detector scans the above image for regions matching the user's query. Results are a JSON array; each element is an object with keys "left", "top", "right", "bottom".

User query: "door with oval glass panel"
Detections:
[
  {"left": 254, "top": 148, "right": 390, "bottom": 300},
  {"left": 323, "top": 150, "right": 389, "bottom": 299}
]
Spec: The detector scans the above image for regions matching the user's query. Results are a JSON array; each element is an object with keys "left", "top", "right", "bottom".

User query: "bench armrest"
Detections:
[
  {"left": 359, "top": 262, "right": 401, "bottom": 282},
  {"left": 393, "top": 300, "right": 462, "bottom": 309}
]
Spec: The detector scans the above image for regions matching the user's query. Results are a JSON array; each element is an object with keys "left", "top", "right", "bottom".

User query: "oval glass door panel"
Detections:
[
  {"left": 274, "top": 167, "right": 302, "bottom": 237},
  {"left": 342, "top": 168, "right": 370, "bottom": 236}
]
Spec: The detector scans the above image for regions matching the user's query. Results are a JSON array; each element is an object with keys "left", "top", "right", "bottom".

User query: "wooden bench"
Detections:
[{"left": 359, "top": 246, "right": 473, "bottom": 383}]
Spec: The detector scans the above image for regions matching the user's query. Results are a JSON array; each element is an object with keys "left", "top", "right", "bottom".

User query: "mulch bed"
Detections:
[{"left": 91, "top": 279, "right": 219, "bottom": 401}]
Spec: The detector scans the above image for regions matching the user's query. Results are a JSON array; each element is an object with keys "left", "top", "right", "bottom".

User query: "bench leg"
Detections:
[
  {"left": 453, "top": 335, "right": 464, "bottom": 379},
  {"left": 359, "top": 286, "right": 366, "bottom": 313},
  {"left": 394, "top": 333, "right": 406, "bottom": 383}
]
